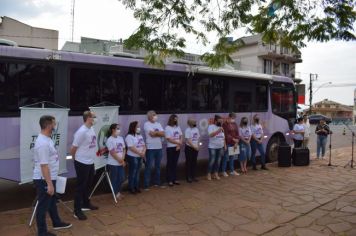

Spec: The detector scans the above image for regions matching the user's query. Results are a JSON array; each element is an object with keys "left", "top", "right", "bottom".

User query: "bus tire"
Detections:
[{"left": 266, "top": 136, "right": 281, "bottom": 163}]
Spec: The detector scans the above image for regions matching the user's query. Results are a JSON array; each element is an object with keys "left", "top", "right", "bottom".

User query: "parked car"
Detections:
[{"left": 308, "top": 114, "right": 332, "bottom": 124}]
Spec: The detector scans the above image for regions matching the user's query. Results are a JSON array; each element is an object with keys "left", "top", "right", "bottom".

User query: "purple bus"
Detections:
[{"left": 0, "top": 45, "right": 296, "bottom": 182}]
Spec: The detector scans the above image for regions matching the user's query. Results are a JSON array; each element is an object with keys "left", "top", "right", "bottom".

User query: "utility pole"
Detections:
[
  {"left": 71, "top": 0, "right": 75, "bottom": 42},
  {"left": 309, "top": 73, "right": 318, "bottom": 115}
]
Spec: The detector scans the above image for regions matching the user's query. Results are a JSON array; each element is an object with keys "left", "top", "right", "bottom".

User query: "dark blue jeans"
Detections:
[
  {"left": 127, "top": 155, "right": 142, "bottom": 191},
  {"left": 107, "top": 164, "right": 125, "bottom": 195},
  {"left": 166, "top": 147, "right": 180, "bottom": 183},
  {"left": 144, "top": 149, "right": 163, "bottom": 188},
  {"left": 34, "top": 179, "right": 61, "bottom": 236},
  {"left": 208, "top": 148, "right": 224, "bottom": 173},
  {"left": 250, "top": 139, "right": 266, "bottom": 166}
]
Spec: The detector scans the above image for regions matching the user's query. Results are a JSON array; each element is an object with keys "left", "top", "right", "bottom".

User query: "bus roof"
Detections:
[{"left": 0, "top": 45, "right": 293, "bottom": 83}]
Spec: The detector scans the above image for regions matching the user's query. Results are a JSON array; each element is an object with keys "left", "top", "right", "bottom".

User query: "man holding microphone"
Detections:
[{"left": 33, "top": 115, "right": 72, "bottom": 236}]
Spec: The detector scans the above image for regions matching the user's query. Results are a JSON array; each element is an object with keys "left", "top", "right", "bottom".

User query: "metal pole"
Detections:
[{"left": 309, "top": 74, "right": 313, "bottom": 115}]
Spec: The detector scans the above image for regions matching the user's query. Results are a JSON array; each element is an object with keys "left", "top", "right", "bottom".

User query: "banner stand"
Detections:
[
  {"left": 89, "top": 102, "right": 120, "bottom": 203},
  {"left": 19, "top": 101, "right": 69, "bottom": 184}
]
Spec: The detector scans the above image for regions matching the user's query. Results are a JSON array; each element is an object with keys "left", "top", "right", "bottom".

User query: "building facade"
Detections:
[
  {"left": 231, "top": 35, "right": 302, "bottom": 83},
  {"left": 0, "top": 16, "right": 58, "bottom": 50},
  {"left": 309, "top": 99, "right": 353, "bottom": 122}
]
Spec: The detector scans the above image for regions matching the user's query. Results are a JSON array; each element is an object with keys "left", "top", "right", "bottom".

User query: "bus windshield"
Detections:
[{"left": 271, "top": 84, "right": 296, "bottom": 117}]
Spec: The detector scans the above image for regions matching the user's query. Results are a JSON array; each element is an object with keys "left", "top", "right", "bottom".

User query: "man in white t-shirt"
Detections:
[
  {"left": 143, "top": 110, "right": 165, "bottom": 189},
  {"left": 70, "top": 111, "right": 98, "bottom": 221},
  {"left": 33, "top": 115, "right": 72, "bottom": 236}
]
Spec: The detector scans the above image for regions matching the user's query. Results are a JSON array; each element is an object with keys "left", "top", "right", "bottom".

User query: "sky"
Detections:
[{"left": 1, "top": 0, "right": 355, "bottom": 106}]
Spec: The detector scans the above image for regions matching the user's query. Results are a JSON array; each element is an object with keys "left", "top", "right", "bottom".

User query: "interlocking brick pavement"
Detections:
[{"left": 1, "top": 146, "right": 356, "bottom": 235}]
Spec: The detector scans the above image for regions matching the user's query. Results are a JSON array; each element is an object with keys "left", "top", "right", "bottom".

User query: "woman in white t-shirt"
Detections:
[
  {"left": 207, "top": 115, "right": 226, "bottom": 181},
  {"left": 184, "top": 118, "right": 200, "bottom": 183},
  {"left": 293, "top": 117, "right": 305, "bottom": 148},
  {"left": 125, "top": 121, "right": 146, "bottom": 194},
  {"left": 165, "top": 114, "right": 183, "bottom": 187},
  {"left": 250, "top": 115, "right": 268, "bottom": 171},
  {"left": 106, "top": 123, "right": 126, "bottom": 200},
  {"left": 239, "top": 117, "right": 252, "bottom": 174}
]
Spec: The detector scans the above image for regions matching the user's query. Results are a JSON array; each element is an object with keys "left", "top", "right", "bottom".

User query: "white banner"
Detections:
[
  {"left": 89, "top": 106, "right": 119, "bottom": 170},
  {"left": 20, "top": 108, "right": 69, "bottom": 184}
]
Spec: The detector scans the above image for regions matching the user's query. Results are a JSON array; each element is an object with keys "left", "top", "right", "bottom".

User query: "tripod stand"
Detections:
[
  {"left": 89, "top": 165, "right": 117, "bottom": 203},
  {"left": 343, "top": 122, "right": 355, "bottom": 168}
]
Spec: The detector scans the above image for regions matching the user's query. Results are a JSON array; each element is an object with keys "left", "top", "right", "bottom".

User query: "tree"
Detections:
[{"left": 119, "top": 0, "right": 356, "bottom": 68}]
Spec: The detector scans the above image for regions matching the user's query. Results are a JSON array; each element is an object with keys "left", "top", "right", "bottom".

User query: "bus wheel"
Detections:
[{"left": 267, "top": 136, "right": 280, "bottom": 162}]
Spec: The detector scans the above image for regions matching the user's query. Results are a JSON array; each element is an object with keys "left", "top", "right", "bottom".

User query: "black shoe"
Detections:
[
  {"left": 81, "top": 203, "right": 98, "bottom": 211},
  {"left": 46, "top": 232, "right": 57, "bottom": 236},
  {"left": 129, "top": 189, "right": 136, "bottom": 194},
  {"left": 173, "top": 181, "right": 180, "bottom": 185},
  {"left": 187, "top": 179, "right": 192, "bottom": 183},
  {"left": 252, "top": 165, "right": 258, "bottom": 170},
  {"left": 53, "top": 222, "right": 72, "bottom": 230},
  {"left": 135, "top": 188, "right": 142, "bottom": 193},
  {"left": 73, "top": 211, "right": 87, "bottom": 221},
  {"left": 193, "top": 178, "right": 199, "bottom": 182},
  {"left": 261, "top": 166, "right": 269, "bottom": 170}
]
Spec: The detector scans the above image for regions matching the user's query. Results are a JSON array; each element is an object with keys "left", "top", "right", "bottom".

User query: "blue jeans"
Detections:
[
  {"left": 250, "top": 140, "right": 266, "bottom": 166},
  {"left": 317, "top": 135, "right": 328, "bottom": 158},
  {"left": 239, "top": 142, "right": 251, "bottom": 162},
  {"left": 208, "top": 148, "right": 224, "bottom": 173},
  {"left": 144, "top": 149, "right": 162, "bottom": 188},
  {"left": 34, "top": 179, "right": 62, "bottom": 236},
  {"left": 127, "top": 155, "right": 142, "bottom": 191},
  {"left": 107, "top": 165, "right": 125, "bottom": 195},
  {"left": 221, "top": 144, "right": 237, "bottom": 173}
]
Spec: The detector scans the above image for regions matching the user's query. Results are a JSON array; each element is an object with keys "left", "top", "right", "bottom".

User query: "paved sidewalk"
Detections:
[{"left": 1, "top": 147, "right": 356, "bottom": 236}]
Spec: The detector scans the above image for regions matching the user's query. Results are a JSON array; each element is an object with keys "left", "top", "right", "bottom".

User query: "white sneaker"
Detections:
[
  {"left": 214, "top": 173, "right": 220, "bottom": 180},
  {"left": 222, "top": 172, "right": 229, "bottom": 177},
  {"left": 207, "top": 173, "right": 212, "bottom": 181},
  {"left": 230, "top": 171, "right": 240, "bottom": 176}
]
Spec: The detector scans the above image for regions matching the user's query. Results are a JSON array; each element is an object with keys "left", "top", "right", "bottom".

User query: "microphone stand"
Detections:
[
  {"left": 343, "top": 122, "right": 355, "bottom": 168},
  {"left": 327, "top": 130, "right": 336, "bottom": 166}
]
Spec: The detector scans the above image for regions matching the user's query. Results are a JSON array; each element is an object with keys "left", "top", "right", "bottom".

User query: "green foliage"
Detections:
[{"left": 119, "top": 0, "right": 356, "bottom": 68}]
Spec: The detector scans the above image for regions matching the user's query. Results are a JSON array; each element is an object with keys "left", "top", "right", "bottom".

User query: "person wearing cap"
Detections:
[
  {"left": 221, "top": 112, "right": 240, "bottom": 176},
  {"left": 250, "top": 115, "right": 268, "bottom": 170},
  {"left": 184, "top": 118, "right": 200, "bottom": 182},
  {"left": 293, "top": 117, "right": 305, "bottom": 148},
  {"left": 143, "top": 110, "right": 165, "bottom": 190},
  {"left": 315, "top": 118, "right": 331, "bottom": 159},
  {"left": 33, "top": 115, "right": 72, "bottom": 236}
]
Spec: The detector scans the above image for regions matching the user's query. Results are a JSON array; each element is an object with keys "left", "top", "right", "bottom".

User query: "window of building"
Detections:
[
  {"left": 70, "top": 68, "right": 133, "bottom": 111},
  {"left": 138, "top": 73, "right": 187, "bottom": 111},
  {"left": 0, "top": 62, "right": 54, "bottom": 113},
  {"left": 191, "top": 75, "right": 228, "bottom": 111},
  {"left": 264, "top": 59, "right": 272, "bottom": 74},
  {"left": 281, "top": 63, "right": 290, "bottom": 76}
]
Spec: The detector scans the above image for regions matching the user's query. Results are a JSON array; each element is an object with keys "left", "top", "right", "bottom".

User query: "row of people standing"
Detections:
[
  {"left": 207, "top": 113, "right": 268, "bottom": 181},
  {"left": 292, "top": 115, "right": 331, "bottom": 159}
]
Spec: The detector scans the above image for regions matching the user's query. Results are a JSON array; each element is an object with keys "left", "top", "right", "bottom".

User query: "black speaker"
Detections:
[
  {"left": 278, "top": 145, "right": 291, "bottom": 167},
  {"left": 292, "top": 148, "right": 310, "bottom": 166}
]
